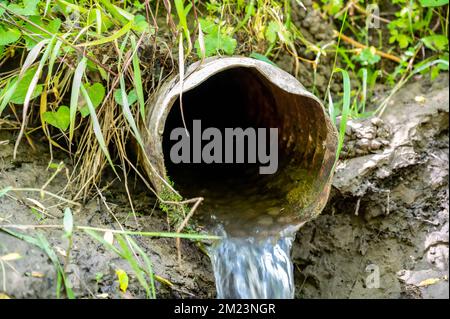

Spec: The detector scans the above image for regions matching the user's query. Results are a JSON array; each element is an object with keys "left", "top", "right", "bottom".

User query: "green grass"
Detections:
[{"left": 0, "top": 0, "right": 448, "bottom": 187}]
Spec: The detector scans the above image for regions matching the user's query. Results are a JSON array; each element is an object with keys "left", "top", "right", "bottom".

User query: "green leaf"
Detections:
[
  {"left": 354, "top": 47, "right": 381, "bottom": 66},
  {"left": 132, "top": 14, "right": 150, "bottom": 33},
  {"left": 115, "top": 269, "right": 129, "bottom": 293},
  {"left": 0, "top": 27, "right": 21, "bottom": 46},
  {"left": 126, "top": 236, "right": 156, "bottom": 299},
  {"left": 265, "top": 21, "right": 279, "bottom": 43},
  {"left": 195, "top": 18, "right": 236, "bottom": 57},
  {"left": 87, "top": 9, "right": 113, "bottom": 33},
  {"left": 114, "top": 88, "right": 137, "bottom": 106},
  {"left": 195, "top": 33, "right": 237, "bottom": 57},
  {"left": 419, "top": 0, "right": 448, "bottom": 7},
  {"left": 7, "top": 0, "right": 40, "bottom": 16},
  {"left": 23, "top": 17, "right": 62, "bottom": 49},
  {"left": 199, "top": 18, "right": 218, "bottom": 34},
  {"left": 0, "top": 40, "right": 48, "bottom": 115},
  {"left": 217, "top": 34, "right": 236, "bottom": 55},
  {"left": 63, "top": 207, "right": 73, "bottom": 237},
  {"left": 79, "top": 83, "right": 105, "bottom": 117},
  {"left": 8, "top": 68, "right": 43, "bottom": 104},
  {"left": 118, "top": 75, "right": 145, "bottom": 148},
  {"left": 422, "top": 35, "right": 449, "bottom": 51},
  {"left": 397, "top": 34, "right": 410, "bottom": 49},
  {"left": 43, "top": 105, "right": 70, "bottom": 131},
  {"left": 174, "top": 0, "right": 190, "bottom": 44},
  {"left": 98, "top": 0, "right": 130, "bottom": 25}
]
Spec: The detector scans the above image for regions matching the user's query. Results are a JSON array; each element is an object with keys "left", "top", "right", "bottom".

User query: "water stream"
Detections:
[
  {"left": 168, "top": 165, "right": 312, "bottom": 299},
  {"left": 209, "top": 226, "right": 297, "bottom": 299}
]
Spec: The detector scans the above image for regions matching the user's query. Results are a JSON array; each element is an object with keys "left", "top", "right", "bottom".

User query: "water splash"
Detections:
[{"left": 209, "top": 226, "right": 296, "bottom": 299}]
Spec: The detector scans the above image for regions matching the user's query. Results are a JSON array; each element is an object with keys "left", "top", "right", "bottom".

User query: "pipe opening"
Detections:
[{"left": 160, "top": 66, "right": 335, "bottom": 234}]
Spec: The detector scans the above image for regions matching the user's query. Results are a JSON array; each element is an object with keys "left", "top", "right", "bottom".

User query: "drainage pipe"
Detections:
[{"left": 141, "top": 56, "right": 338, "bottom": 232}]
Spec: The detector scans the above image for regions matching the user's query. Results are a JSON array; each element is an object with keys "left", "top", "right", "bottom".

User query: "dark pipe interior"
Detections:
[
  {"left": 163, "top": 68, "right": 285, "bottom": 193},
  {"left": 162, "top": 67, "right": 328, "bottom": 233}
]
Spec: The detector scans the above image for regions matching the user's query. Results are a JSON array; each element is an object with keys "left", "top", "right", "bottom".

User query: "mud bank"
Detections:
[
  {"left": 294, "top": 74, "right": 449, "bottom": 298},
  {"left": 1, "top": 74, "right": 448, "bottom": 299},
  {"left": 0, "top": 137, "right": 215, "bottom": 298}
]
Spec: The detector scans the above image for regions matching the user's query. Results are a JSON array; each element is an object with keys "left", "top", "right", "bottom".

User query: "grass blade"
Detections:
[
  {"left": 47, "top": 40, "right": 63, "bottom": 81},
  {"left": 119, "top": 74, "right": 145, "bottom": 148},
  {"left": 69, "top": 57, "right": 87, "bottom": 141},
  {"left": 130, "top": 36, "right": 145, "bottom": 121},
  {"left": 127, "top": 236, "right": 156, "bottom": 299},
  {"left": 14, "top": 38, "right": 55, "bottom": 159},
  {"left": 174, "top": 0, "right": 191, "bottom": 53},
  {"left": 0, "top": 39, "right": 49, "bottom": 116},
  {"left": 77, "top": 21, "right": 133, "bottom": 47},
  {"left": 35, "top": 233, "right": 75, "bottom": 299},
  {"left": 20, "top": 40, "right": 49, "bottom": 76},
  {"left": 327, "top": 89, "right": 335, "bottom": 125},
  {"left": 98, "top": 0, "right": 130, "bottom": 25},
  {"left": 80, "top": 84, "right": 117, "bottom": 175},
  {"left": 0, "top": 228, "right": 74, "bottom": 299},
  {"left": 83, "top": 229, "right": 123, "bottom": 256},
  {"left": 360, "top": 68, "right": 367, "bottom": 114},
  {"left": 95, "top": 9, "right": 102, "bottom": 35},
  {"left": 116, "top": 234, "right": 151, "bottom": 298},
  {"left": 44, "top": 0, "right": 51, "bottom": 16},
  {"left": 334, "top": 68, "right": 351, "bottom": 161},
  {"left": 178, "top": 32, "right": 189, "bottom": 135}
]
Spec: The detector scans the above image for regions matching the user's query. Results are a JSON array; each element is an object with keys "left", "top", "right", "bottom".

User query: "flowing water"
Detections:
[
  {"left": 209, "top": 226, "right": 297, "bottom": 299},
  {"left": 167, "top": 166, "right": 318, "bottom": 299}
]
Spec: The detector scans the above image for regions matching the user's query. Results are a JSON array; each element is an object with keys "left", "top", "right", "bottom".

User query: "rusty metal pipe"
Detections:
[{"left": 142, "top": 57, "right": 338, "bottom": 231}]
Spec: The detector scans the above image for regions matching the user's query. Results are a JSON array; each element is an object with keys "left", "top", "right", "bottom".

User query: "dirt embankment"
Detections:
[
  {"left": 0, "top": 138, "right": 215, "bottom": 298},
  {"left": 1, "top": 74, "right": 448, "bottom": 299},
  {"left": 294, "top": 74, "right": 449, "bottom": 299}
]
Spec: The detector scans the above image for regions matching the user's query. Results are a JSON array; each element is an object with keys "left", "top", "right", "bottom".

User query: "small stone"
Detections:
[
  {"left": 266, "top": 207, "right": 281, "bottom": 216},
  {"left": 414, "top": 95, "right": 426, "bottom": 103},
  {"left": 371, "top": 117, "right": 383, "bottom": 126},
  {"left": 349, "top": 121, "right": 362, "bottom": 131},
  {"left": 369, "top": 140, "right": 382, "bottom": 151},
  {"left": 377, "top": 127, "right": 391, "bottom": 139},
  {"left": 345, "top": 125, "right": 353, "bottom": 136},
  {"left": 355, "top": 148, "right": 367, "bottom": 155},
  {"left": 257, "top": 216, "right": 273, "bottom": 226},
  {"left": 356, "top": 138, "right": 370, "bottom": 151},
  {"left": 357, "top": 127, "right": 376, "bottom": 139},
  {"left": 277, "top": 216, "right": 294, "bottom": 224},
  {"left": 363, "top": 131, "right": 376, "bottom": 140},
  {"left": 339, "top": 151, "right": 348, "bottom": 158}
]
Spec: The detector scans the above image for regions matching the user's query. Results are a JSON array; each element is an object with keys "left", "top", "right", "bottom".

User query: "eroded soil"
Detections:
[
  {"left": 294, "top": 75, "right": 449, "bottom": 299},
  {"left": 0, "top": 138, "right": 215, "bottom": 298}
]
